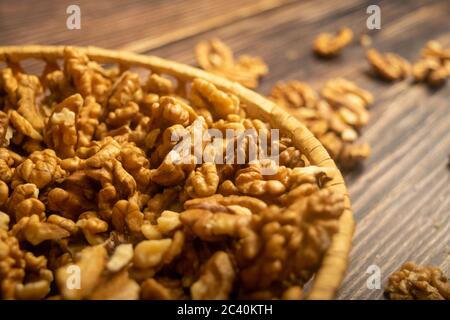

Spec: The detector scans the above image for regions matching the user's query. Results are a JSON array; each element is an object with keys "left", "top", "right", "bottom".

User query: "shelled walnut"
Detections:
[
  {"left": 367, "top": 48, "right": 411, "bottom": 81},
  {"left": 0, "top": 46, "right": 345, "bottom": 300},
  {"left": 385, "top": 262, "right": 450, "bottom": 300},
  {"left": 195, "top": 38, "right": 268, "bottom": 89},
  {"left": 313, "top": 27, "right": 354, "bottom": 58},
  {"left": 413, "top": 41, "right": 450, "bottom": 87},
  {"left": 269, "top": 79, "right": 372, "bottom": 169}
]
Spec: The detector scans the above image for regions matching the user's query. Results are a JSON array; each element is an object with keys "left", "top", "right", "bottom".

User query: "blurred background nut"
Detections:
[
  {"left": 413, "top": 41, "right": 450, "bottom": 87},
  {"left": 367, "top": 48, "right": 411, "bottom": 81},
  {"left": 313, "top": 27, "right": 354, "bottom": 58},
  {"left": 385, "top": 262, "right": 450, "bottom": 300},
  {"left": 320, "top": 78, "right": 372, "bottom": 129},
  {"left": 195, "top": 38, "right": 268, "bottom": 89}
]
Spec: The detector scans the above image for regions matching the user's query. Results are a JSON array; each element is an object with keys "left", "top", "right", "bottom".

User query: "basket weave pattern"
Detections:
[{"left": 0, "top": 45, "right": 355, "bottom": 299}]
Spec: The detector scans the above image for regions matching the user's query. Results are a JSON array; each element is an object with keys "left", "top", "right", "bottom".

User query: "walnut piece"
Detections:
[
  {"left": 191, "top": 251, "right": 235, "bottom": 299},
  {"left": 313, "top": 27, "right": 353, "bottom": 58},
  {"left": 269, "top": 80, "right": 372, "bottom": 169},
  {"left": 367, "top": 48, "right": 411, "bottom": 81},
  {"left": 385, "top": 262, "right": 450, "bottom": 300},
  {"left": 56, "top": 245, "right": 107, "bottom": 300},
  {"left": 196, "top": 38, "right": 268, "bottom": 89},
  {"left": 413, "top": 41, "right": 450, "bottom": 87}
]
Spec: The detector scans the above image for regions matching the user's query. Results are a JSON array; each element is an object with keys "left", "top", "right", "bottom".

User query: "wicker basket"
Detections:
[{"left": 0, "top": 45, "right": 355, "bottom": 299}]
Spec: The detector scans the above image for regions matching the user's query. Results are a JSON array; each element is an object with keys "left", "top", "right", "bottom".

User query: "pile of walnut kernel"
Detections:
[{"left": 0, "top": 47, "right": 345, "bottom": 300}]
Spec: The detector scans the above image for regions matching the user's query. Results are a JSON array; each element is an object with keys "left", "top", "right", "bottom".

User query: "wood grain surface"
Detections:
[{"left": 1, "top": 0, "right": 449, "bottom": 299}]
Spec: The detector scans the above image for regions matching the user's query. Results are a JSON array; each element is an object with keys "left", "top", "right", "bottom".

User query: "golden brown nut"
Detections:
[
  {"left": 413, "top": 41, "right": 450, "bottom": 87},
  {"left": 10, "top": 214, "right": 70, "bottom": 245},
  {"left": 145, "top": 73, "right": 174, "bottom": 95},
  {"left": 64, "top": 47, "right": 114, "bottom": 104},
  {"left": 386, "top": 262, "right": 450, "bottom": 300},
  {"left": 185, "top": 163, "right": 220, "bottom": 198},
  {"left": 313, "top": 27, "right": 354, "bottom": 58},
  {"left": 269, "top": 81, "right": 318, "bottom": 109},
  {"left": 367, "top": 48, "right": 411, "bottom": 81},
  {"left": 320, "top": 78, "right": 372, "bottom": 129},
  {"left": 191, "top": 251, "right": 235, "bottom": 299},
  {"left": 191, "top": 78, "right": 240, "bottom": 119},
  {"left": 106, "top": 244, "right": 134, "bottom": 273},
  {"left": 56, "top": 245, "right": 107, "bottom": 300},
  {"left": 195, "top": 38, "right": 268, "bottom": 89}
]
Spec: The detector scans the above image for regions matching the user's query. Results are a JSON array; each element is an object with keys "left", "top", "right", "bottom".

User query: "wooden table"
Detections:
[{"left": 1, "top": 0, "right": 449, "bottom": 299}]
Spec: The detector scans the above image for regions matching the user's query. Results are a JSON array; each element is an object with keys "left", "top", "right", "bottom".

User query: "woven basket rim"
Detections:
[{"left": 0, "top": 45, "right": 355, "bottom": 299}]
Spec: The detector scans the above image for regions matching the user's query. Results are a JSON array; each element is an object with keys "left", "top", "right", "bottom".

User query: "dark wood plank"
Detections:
[{"left": 0, "top": 0, "right": 292, "bottom": 49}]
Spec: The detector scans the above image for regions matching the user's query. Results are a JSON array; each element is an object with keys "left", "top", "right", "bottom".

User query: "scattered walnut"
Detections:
[
  {"left": 367, "top": 48, "right": 411, "bottom": 81},
  {"left": 421, "top": 40, "right": 450, "bottom": 60},
  {"left": 386, "top": 262, "right": 450, "bottom": 300},
  {"left": 321, "top": 78, "right": 372, "bottom": 129},
  {"left": 269, "top": 80, "right": 371, "bottom": 169},
  {"left": 10, "top": 214, "right": 70, "bottom": 245},
  {"left": 13, "top": 149, "right": 66, "bottom": 188},
  {"left": 413, "top": 41, "right": 450, "bottom": 87},
  {"left": 64, "top": 47, "right": 114, "bottom": 104},
  {"left": 313, "top": 27, "right": 354, "bottom": 58},
  {"left": 9, "top": 110, "right": 43, "bottom": 141},
  {"left": 111, "top": 199, "right": 144, "bottom": 235},
  {"left": 196, "top": 38, "right": 268, "bottom": 88},
  {"left": 145, "top": 73, "right": 174, "bottom": 95},
  {"left": 269, "top": 81, "right": 317, "bottom": 109}
]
